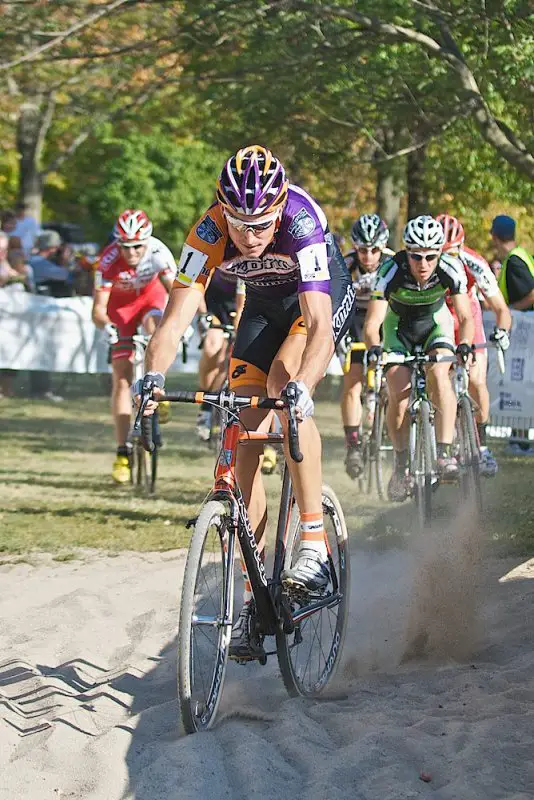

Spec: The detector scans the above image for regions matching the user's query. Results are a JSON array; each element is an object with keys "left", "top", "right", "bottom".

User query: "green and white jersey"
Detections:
[{"left": 371, "top": 250, "right": 467, "bottom": 316}]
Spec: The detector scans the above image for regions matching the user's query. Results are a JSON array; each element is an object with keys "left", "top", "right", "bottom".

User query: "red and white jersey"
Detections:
[
  {"left": 94, "top": 237, "right": 176, "bottom": 295},
  {"left": 458, "top": 245, "right": 499, "bottom": 299}
]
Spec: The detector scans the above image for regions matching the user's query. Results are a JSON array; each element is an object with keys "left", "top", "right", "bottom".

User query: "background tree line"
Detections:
[{"left": 0, "top": 0, "right": 532, "bottom": 255}]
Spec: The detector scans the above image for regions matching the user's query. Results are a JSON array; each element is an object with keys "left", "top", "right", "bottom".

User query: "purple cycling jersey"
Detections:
[{"left": 174, "top": 184, "right": 332, "bottom": 298}]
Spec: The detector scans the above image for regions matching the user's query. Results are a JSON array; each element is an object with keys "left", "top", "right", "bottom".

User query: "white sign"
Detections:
[
  {"left": 484, "top": 309, "right": 534, "bottom": 424},
  {"left": 0, "top": 290, "right": 200, "bottom": 374}
]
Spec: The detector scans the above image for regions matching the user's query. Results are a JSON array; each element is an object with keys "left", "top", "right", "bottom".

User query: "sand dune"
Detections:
[{"left": 1, "top": 523, "right": 533, "bottom": 800}]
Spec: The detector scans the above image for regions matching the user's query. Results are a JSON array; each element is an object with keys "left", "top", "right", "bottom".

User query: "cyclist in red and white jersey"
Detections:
[
  {"left": 92, "top": 209, "right": 177, "bottom": 483},
  {"left": 437, "top": 214, "right": 511, "bottom": 476}
]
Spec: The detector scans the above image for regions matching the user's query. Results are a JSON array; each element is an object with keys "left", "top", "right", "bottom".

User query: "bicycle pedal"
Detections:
[{"left": 186, "top": 517, "right": 198, "bottom": 529}]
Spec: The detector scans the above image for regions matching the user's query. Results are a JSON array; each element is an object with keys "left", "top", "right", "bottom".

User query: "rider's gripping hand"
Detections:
[
  {"left": 132, "top": 371, "right": 166, "bottom": 413},
  {"left": 490, "top": 327, "right": 511, "bottom": 352},
  {"left": 197, "top": 313, "right": 211, "bottom": 338},
  {"left": 104, "top": 323, "right": 119, "bottom": 345},
  {"left": 284, "top": 380, "right": 314, "bottom": 421},
  {"left": 367, "top": 345, "right": 383, "bottom": 363},
  {"left": 456, "top": 342, "right": 472, "bottom": 365}
]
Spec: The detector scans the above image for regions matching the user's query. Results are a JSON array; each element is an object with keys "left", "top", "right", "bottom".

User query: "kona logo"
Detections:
[
  {"left": 317, "top": 631, "right": 341, "bottom": 689},
  {"left": 236, "top": 491, "right": 267, "bottom": 586},
  {"left": 332, "top": 284, "right": 355, "bottom": 336}
]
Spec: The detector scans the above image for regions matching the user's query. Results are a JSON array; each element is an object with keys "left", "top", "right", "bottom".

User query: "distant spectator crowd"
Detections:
[
  {"left": 0, "top": 203, "right": 98, "bottom": 298},
  {"left": 0, "top": 204, "right": 99, "bottom": 400}
]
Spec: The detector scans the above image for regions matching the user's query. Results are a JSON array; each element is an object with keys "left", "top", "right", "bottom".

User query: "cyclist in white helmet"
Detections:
[
  {"left": 92, "top": 209, "right": 177, "bottom": 484},
  {"left": 364, "top": 215, "right": 474, "bottom": 502}
]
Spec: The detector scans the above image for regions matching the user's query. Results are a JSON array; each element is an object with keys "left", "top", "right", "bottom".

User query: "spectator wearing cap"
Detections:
[
  {"left": 491, "top": 215, "right": 534, "bottom": 311},
  {"left": 29, "top": 230, "right": 73, "bottom": 297},
  {"left": 12, "top": 202, "right": 41, "bottom": 258},
  {"left": 491, "top": 215, "right": 534, "bottom": 455}
]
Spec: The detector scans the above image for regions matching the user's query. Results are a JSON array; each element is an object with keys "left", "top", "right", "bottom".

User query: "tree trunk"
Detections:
[
  {"left": 407, "top": 144, "right": 429, "bottom": 218},
  {"left": 16, "top": 102, "right": 45, "bottom": 222}
]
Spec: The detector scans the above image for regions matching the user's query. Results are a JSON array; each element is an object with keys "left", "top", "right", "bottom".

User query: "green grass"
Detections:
[{"left": 1, "top": 380, "right": 533, "bottom": 556}]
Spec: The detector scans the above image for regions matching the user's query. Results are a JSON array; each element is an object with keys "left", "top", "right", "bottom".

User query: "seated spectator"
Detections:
[
  {"left": 12, "top": 202, "right": 41, "bottom": 258},
  {"left": 29, "top": 231, "right": 73, "bottom": 297}
]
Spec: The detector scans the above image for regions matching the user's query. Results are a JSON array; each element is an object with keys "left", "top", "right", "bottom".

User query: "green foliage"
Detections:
[{"left": 44, "top": 127, "right": 225, "bottom": 251}]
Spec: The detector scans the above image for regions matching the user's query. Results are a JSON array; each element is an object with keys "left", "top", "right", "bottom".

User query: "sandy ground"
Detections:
[{"left": 1, "top": 514, "right": 534, "bottom": 800}]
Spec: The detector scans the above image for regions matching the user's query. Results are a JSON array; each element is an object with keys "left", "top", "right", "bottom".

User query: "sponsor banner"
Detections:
[
  {"left": 484, "top": 309, "right": 534, "bottom": 424},
  {"left": 0, "top": 290, "right": 200, "bottom": 374}
]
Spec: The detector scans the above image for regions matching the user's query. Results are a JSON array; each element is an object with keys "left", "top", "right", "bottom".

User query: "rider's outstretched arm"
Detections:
[
  {"left": 145, "top": 285, "right": 204, "bottom": 374},
  {"left": 363, "top": 298, "right": 387, "bottom": 348},
  {"left": 484, "top": 290, "right": 512, "bottom": 332},
  {"left": 294, "top": 290, "right": 334, "bottom": 392}
]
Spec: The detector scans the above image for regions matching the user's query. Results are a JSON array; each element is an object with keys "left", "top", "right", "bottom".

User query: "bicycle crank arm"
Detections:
[{"left": 291, "top": 593, "right": 344, "bottom": 625}]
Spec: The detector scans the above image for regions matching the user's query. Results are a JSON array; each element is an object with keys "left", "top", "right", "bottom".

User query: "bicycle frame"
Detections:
[{"left": 140, "top": 389, "right": 343, "bottom": 640}]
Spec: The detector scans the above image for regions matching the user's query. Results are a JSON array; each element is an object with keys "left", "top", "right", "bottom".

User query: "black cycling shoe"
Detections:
[
  {"left": 345, "top": 446, "right": 364, "bottom": 479},
  {"left": 228, "top": 602, "right": 265, "bottom": 662}
]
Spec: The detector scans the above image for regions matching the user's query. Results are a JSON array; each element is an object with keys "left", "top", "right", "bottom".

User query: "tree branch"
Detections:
[{"left": 0, "top": 0, "right": 131, "bottom": 72}]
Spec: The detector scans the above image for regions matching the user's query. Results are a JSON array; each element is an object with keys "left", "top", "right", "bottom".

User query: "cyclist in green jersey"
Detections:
[{"left": 364, "top": 215, "right": 474, "bottom": 502}]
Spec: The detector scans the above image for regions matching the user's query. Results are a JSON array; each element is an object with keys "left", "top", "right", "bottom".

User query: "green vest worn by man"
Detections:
[{"left": 498, "top": 246, "right": 534, "bottom": 305}]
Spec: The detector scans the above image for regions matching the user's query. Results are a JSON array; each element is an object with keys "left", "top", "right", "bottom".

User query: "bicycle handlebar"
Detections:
[{"left": 132, "top": 388, "right": 303, "bottom": 461}]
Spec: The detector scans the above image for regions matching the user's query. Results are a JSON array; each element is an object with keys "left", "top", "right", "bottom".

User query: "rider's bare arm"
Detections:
[
  {"left": 451, "top": 293, "right": 475, "bottom": 344},
  {"left": 483, "top": 290, "right": 512, "bottom": 331},
  {"left": 294, "top": 290, "right": 334, "bottom": 392},
  {"left": 91, "top": 289, "right": 111, "bottom": 328},
  {"left": 234, "top": 283, "right": 246, "bottom": 330},
  {"left": 159, "top": 272, "right": 176, "bottom": 294},
  {"left": 363, "top": 298, "right": 388, "bottom": 348},
  {"left": 145, "top": 285, "right": 204, "bottom": 375}
]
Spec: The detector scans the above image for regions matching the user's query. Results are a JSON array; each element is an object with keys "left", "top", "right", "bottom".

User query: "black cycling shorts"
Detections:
[{"left": 205, "top": 281, "right": 236, "bottom": 327}]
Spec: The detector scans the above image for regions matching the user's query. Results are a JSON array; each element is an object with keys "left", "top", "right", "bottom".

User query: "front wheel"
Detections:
[
  {"left": 276, "top": 485, "right": 350, "bottom": 697},
  {"left": 411, "top": 400, "right": 435, "bottom": 528},
  {"left": 371, "top": 395, "right": 388, "bottom": 501},
  {"left": 177, "top": 500, "right": 235, "bottom": 733}
]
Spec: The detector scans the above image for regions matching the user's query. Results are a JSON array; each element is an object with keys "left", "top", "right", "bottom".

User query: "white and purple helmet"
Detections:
[{"left": 216, "top": 145, "right": 289, "bottom": 216}]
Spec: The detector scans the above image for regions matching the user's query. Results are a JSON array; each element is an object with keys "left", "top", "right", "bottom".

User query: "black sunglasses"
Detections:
[
  {"left": 120, "top": 243, "right": 145, "bottom": 251},
  {"left": 408, "top": 252, "right": 439, "bottom": 263}
]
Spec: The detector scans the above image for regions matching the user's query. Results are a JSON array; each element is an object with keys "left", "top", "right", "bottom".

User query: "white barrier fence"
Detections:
[
  {"left": 0, "top": 291, "right": 533, "bottom": 426},
  {"left": 0, "top": 291, "right": 200, "bottom": 374}
]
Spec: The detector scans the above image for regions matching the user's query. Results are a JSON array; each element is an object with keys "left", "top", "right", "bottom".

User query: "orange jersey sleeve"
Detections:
[{"left": 173, "top": 204, "right": 228, "bottom": 292}]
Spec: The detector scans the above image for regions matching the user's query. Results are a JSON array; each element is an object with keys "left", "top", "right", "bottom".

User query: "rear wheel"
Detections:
[
  {"left": 177, "top": 500, "right": 234, "bottom": 734},
  {"left": 457, "top": 395, "right": 482, "bottom": 513},
  {"left": 276, "top": 485, "right": 350, "bottom": 697}
]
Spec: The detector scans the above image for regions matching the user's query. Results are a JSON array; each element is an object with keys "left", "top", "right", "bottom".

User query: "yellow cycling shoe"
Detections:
[
  {"left": 158, "top": 400, "right": 171, "bottom": 425},
  {"left": 261, "top": 445, "right": 278, "bottom": 475},
  {"left": 112, "top": 455, "right": 131, "bottom": 484}
]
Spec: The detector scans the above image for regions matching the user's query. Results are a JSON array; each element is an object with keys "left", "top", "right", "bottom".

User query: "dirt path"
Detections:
[{"left": 1, "top": 521, "right": 533, "bottom": 800}]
